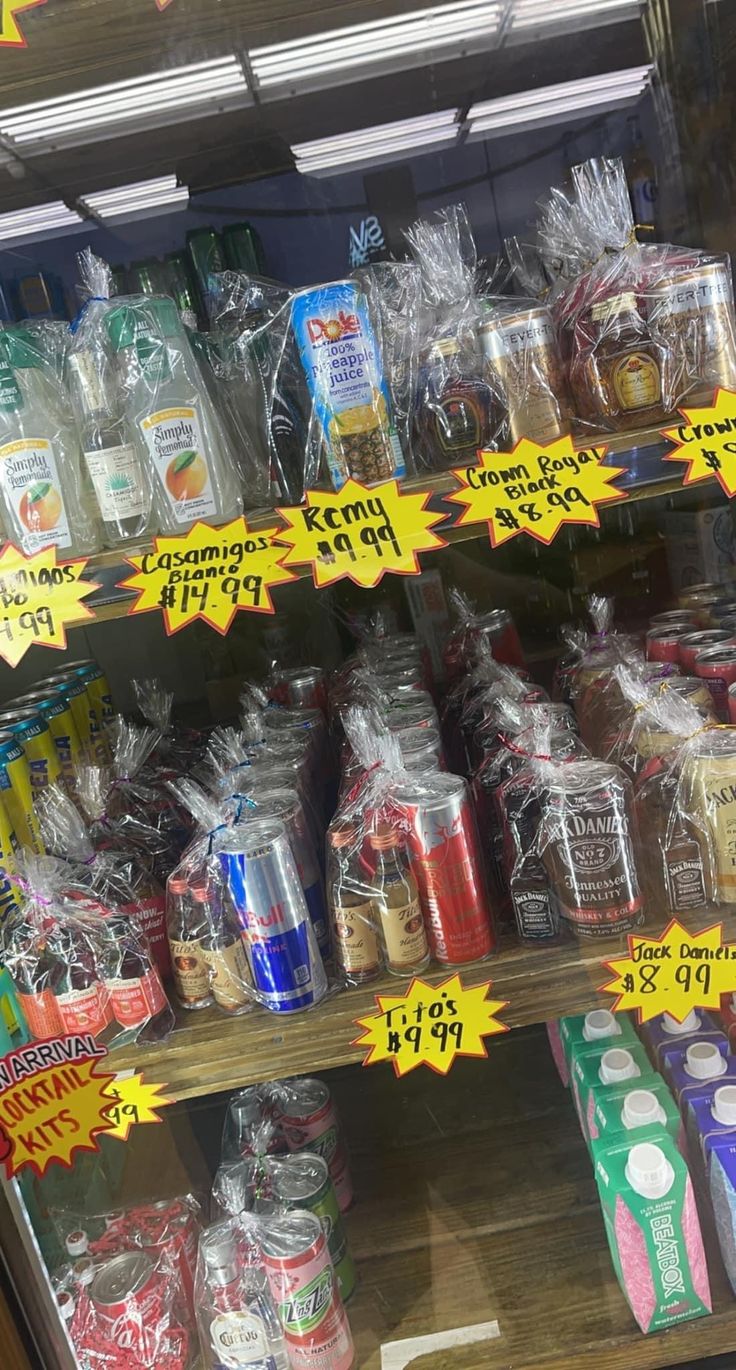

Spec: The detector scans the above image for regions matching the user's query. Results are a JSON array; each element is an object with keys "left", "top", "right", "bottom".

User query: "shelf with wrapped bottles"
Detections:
[
  {"left": 73, "top": 422, "right": 690, "bottom": 629},
  {"left": 328, "top": 1030, "right": 736, "bottom": 1370},
  {"left": 109, "top": 901, "right": 733, "bottom": 1103}
]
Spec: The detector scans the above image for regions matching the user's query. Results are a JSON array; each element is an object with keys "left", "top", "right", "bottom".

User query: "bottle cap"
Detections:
[
  {"left": 57, "top": 1290, "right": 75, "bottom": 1321},
  {"left": 167, "top": 875, "right": 189, "bottom": 896},
  {"left": 712, "top": 1085, "right": 736, "bottom": 1127},
  {"left": 73, "top": 1258, "right": 95, "bottom": 1288},
  {"left": 599, "top": 1048, "right": 640, "bottom": 1085},
  {"left": 685, "top": 1042, "right": 727, "bottom": 1080},
  {"left": 621, "top": 1089, "right": 666, "bottom": 1131},
  {"left": 662, "top": 1009, "right": 700, "bottom": 1035},
  {"left": 368, "top": 824, "right": 399, "bottom": 852},
  {"left": 65, "top": 1230, "right": 88, "bottom": 1257},
  {"left": 625, "top": 1142, "right": 675, "bottom": 1199},
  {"left": 582, "top": 1009, "right": 620, "bottom": 1042}
]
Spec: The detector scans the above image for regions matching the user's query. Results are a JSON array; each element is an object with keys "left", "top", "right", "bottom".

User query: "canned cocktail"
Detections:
[{"left": 261, "top": 1210, "right": 354, "bottom": 1370}]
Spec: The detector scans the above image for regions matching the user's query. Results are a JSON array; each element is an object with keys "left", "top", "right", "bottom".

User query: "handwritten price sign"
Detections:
[
  {"left": 0, "top": 542, "right": 98, "bottom": 668},
  {"left": 663, "top": 389, "right": 736, "bottom": 497},
  {"left": 601, "top": 920, "right": 736, "bottom": 1024},
  {"left": 447, "top": 436, "right": 626, "bottom": 547},
  {"left": 353, "top": 975, "right": 508, "bottom": 1078},
  {"left": 277, "top": 478, "right": 446, "bottom": 590},
  {"left": 119, "top": 517, "right": 296, "bottom": 635}
]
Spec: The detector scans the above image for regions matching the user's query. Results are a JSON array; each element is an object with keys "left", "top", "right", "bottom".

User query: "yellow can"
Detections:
[
  {"left": 12, "top": 687, "right": 83, "bottom": 789},
  {"left": 0, "top": 708, "right": 62, "bottom": 794},
  {"left": 0, "top": 788, "right": 20, "bottom": 929},
  {"left": 0, "top": 732, "right": 43, "bottom": 852},
  {"left": 60, "top": 659, "right": 114, "bottom": 733},
  {"left": 41, "top": 667, "right": 111, "bottom": 764}
]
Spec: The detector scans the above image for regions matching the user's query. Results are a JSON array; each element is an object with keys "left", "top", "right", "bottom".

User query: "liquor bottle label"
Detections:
[
  {"left": 139, "top": 405, "right": 216, "bottom": 523},
  {"left": 0, "top": 437, "right": 72, "bottom": 552},
  {"left": 333, "top": 900, "right": 380, "bottom": 974},
  {"left": 83, "top": 444, "right": 146, "bottom": 521},
  {"left": 108, "top": 975, "right": 154, "bottom": 1028},
  {"left": 209, "top": 1310, "right": 270, "bottom": 1366},
  {"left": 16, "top": 988, "right": 63, "bottom": 1039},
  {"left": 201, "top": 939, "right": 251, "bottom": 1010},
  {"left": 123, "top": 895, "right": 171, "bottom": 979},
  {"left": 378, "top": 896, "right": 427, "bottom": 968},
  {"left": 56, "top": 984, "right": 108, "bottom": 1036},
  {"left": 611, "top": 351, "right": 661, "bottom": 411},
  {"left": 665, "top": 852, "right": 707, "bottom": 911},
  {"left": 170, "top": 938, "right": 210, "bottom": 1003}
]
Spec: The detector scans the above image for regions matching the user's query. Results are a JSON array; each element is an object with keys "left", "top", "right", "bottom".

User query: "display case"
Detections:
[{"left": 3, "top": 2, "right": 736, "bottom": 1369}]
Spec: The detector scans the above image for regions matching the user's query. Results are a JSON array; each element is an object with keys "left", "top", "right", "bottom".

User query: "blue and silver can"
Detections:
[
  {"left": 244, "top": 787, "right": 330, "bottom": 960},
  {"left": 218, "top": 819, "right": 327, "bottom": 1013},
  {"left": 291, "top": 279, "right": 404, "bottom": 490}
]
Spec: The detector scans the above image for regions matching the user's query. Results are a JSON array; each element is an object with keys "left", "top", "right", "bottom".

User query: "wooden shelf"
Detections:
[
  {"left": 333, "top": 1027, "right": 736, "bottom": 1369},
  {"left": 110, "top": 904, "right": 736, "bottom": 1102}
]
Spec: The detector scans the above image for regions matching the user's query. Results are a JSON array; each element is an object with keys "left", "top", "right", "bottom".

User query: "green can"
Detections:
[
  {"left": 128, "top": 258, "right": 169, "bottom": 296},
  {"left": 266, "top": 1152, "right": 356, "bottom": 1301},
  {"left": 186, "top": 227, "right": 225, "bottom": 318},
  {"left": 222, "top": 221, "right": 265, "bottom": 275},
  {"left": 164, "top": 252, "right": 198, "bottom": 317}
]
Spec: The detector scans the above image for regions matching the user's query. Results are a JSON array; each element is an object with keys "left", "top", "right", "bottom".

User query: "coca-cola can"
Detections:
[
  {"left": 89, "top": 1251, "right": 166, "bottom": 1360},
  {"left": 678, "top": 629, "right": 733, "bottom": 673},
  {"left": 645, "top": 624, "right": 693, "bottom": 663},
  {"left": 694, "top": 644, "right": 736, "bottom": 719},
  {"left": 393, "top": 773, "right": 496, "bottom": 963}
]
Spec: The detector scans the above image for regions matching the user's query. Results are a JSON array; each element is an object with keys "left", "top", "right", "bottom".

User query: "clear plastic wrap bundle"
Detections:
[
  {"left": 103, "top": 292, "right": 243, "bottom": 532},
  {"left": 354, "top": 260, "right": 422, "bottom": 472},
  {"left": 604, "top": 664, "right": 715, "bottom": 780},
  {"left": 538, "top": 157, "right": 736, "bottom": 433},
  {"left": 66, "top": 249, "right": 156, "bottom": 547},
  {"left": 194, "top": 1216, "right": 288, "bottom": 1370},
  {"left": 405, "top": 204, "right": 507, "bottom": 470},
  {"left": 1, "top": 853, "right": 174, "bottom": 1046},
  {"left": 52, "top": 1194, "right": 200, "bottom": 1369},
  {"left": 0, "top": 319, "right": 101, "bottom": 556},
  {"left": 675, "top": 726, "right": 736, "bottom": 908},
  {"left": 477, "top": 294, "right": 571, "bottom": 447}
]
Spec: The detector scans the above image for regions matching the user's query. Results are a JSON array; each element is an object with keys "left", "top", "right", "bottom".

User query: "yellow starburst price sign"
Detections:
[
  {"left": 119, "top": 517, "right": 296, "bottom": 635},
  {"left": 663, "top": 388, "right": 736, "bottom": 498},
  {"left": 600, "top": 919, "right": 736, "bottom": 1025},
  {"left": 103, "top": 1073, "right": 173, "bottom": 1143},
  {"left": 0, "top": 542, "right": 98, "bottom": 669},
  {"left": 446, "top": 436, "right": 626, "bottom": 547},
  {"left": 277, "top": 478, "right": 446, "bottom": 590},
  {"left": 0, "top": 0, "right": 45, "bottom": 48},
  {"left": 352, "top": 975, "right": 509, "bottom": 1078}
]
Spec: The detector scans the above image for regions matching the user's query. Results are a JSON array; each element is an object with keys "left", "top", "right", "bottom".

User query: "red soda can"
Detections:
[
  {"left": 694, "top": 644, "right": 736, "bottom": 719},
  {"left": 271, "top": 667, "right": 328, "bottom": 716},
  {"left": 89, "top": 1250, "right": 167, "bottom": 1361},
  {"left": 471, "top": 609, "right": 525, "bottom": 670},
  {"left": 279, "top": 1077, "right": 353, "bottom": 1212},
  {"left": 645, "top": 624, "right": 693, "bottom": 663},
  {"left": 393, "top": 773, "right": 496, "bottom": 964},
  {"left": 261, "top": 1211, "right": 354, "bottom": 1370},
  {"left": 649, "top": 610, "right": 698, "bottom": 629},
  {"left": 678, "top": 629, "right": 733, "bottom": 673}
]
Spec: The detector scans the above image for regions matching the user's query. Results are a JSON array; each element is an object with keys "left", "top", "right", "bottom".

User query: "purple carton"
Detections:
[
  {"left": 702, "top": 1087, "right": 736, "bottom": 1294},
  {"left": 640, "top": 1010, "right": 726, "bottom": 1078}
]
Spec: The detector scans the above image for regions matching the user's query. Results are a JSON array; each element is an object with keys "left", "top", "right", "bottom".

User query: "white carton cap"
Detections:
[
  {"left": 662, "top": 1009, "right": 700, "bottom": 1036},
  {"left": 599, "top": 1048, "right": 641, "bottom": 1084},
  {"left": 685, "top": 1042, "right": 727, "bottom": 1080},
  {"left": 712, "top": 1086, "right": 736, "bottom": 1127},
  {"left": 622, "top": 1089, "right": 667, "bottom": 1130},
  {"left": 583, "top": 1009, "right": 620, "bottom": 1042},
  {"left": 625, "top": 1142, "right": 675, "bottom": 1199}
]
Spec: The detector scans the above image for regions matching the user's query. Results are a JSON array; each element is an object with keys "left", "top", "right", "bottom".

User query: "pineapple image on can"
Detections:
[{"left": 292, "top": 280, "right": 405, "bottom": 491}]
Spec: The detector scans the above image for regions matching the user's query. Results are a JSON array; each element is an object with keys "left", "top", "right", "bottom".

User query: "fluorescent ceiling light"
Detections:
[
  {"left": 80, "top": 175, "right": 189, "bottom": 223},
  {"left": 467, "top": 66, "right": 652, "bottom": 136},
  {"left": 0, "top": 57, "right": 249, "bottom": 153},
  {"left": 511, "top": 0, "right": 642, "bottom": 29},
  {"left": 0, "top": 200, "right": 84, "bottom": 245},
  {"left": 293, "top": 109, "right": 459, "bottom": 176},
  {"left": 250, "top": 3, "right": 502, "bottom": 94}
]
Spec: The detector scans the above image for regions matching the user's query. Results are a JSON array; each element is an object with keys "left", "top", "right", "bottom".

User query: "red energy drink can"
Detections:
[
  {"left": 270, "top": 667, "right": 328, "bottom": 715},
  {"left": 645, "top": 625, "right": 693, "bottom": 663},
  {"left": 279, "top": 1077, "right": 353, "bottom": 1212},
  {"left": 471, "top": 609, "right": 525, "bottom": 670},
  {"left": 678, "top": 629, "right": 733, "bottom": 673},
  {"left": 694, "top": 644, "right": 736, "bottom": 719},
  {"left": 394, "top": 773, "right": 496, "bottom": 964},
  {"left": 261, "top": 1211, "right": 354, "bottom": 1370}
]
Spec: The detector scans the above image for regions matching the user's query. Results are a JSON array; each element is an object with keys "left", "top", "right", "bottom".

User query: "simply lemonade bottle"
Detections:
[
  {"left": 0, "top": 329, "right": 100, "bottom": 556},
  {"left": 106, "top": 298, "right": 242, "bottom": 533}
]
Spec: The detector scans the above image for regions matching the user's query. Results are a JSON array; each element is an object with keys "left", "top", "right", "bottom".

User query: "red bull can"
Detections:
[
  {"left": 218, "top": 819, "right": 328, "bottom": 1013},
  {"left": 394, "top": 773, "right": 497, "bottom": 964}
]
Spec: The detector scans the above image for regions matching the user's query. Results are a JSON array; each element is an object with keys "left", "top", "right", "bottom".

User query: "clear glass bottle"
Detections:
[
  {"left": 0, "top": 329, "right": 100, "bottom": 556},
  {"left": 166, "top": 873, "right": 213, "bottom": 1011},
  {"left": 198, "top": 1224, "right": 288, "bottom": 1370},
  {"left": 66, "top": 347, "right": 154, "bottom": 547},
  {"left": 368, "top": 824, "right": 430, "bottom": 975},
  {"left": 327, "top": 823, "right": 381, "bottom": 984},
  {"left": 106, "top": 297, "right": 243, "bottom": 533},
  {"left": 194, "top": 877, "right": 252, "bottom": 1015}
]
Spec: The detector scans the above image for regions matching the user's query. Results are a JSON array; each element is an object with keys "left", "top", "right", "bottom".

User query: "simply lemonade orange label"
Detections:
[
  {"left": 0, "top": 438, "right": 72, "bottom": 553},
  {"left": 140, "top": 406, "right": 216, "bottom": 523}
]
